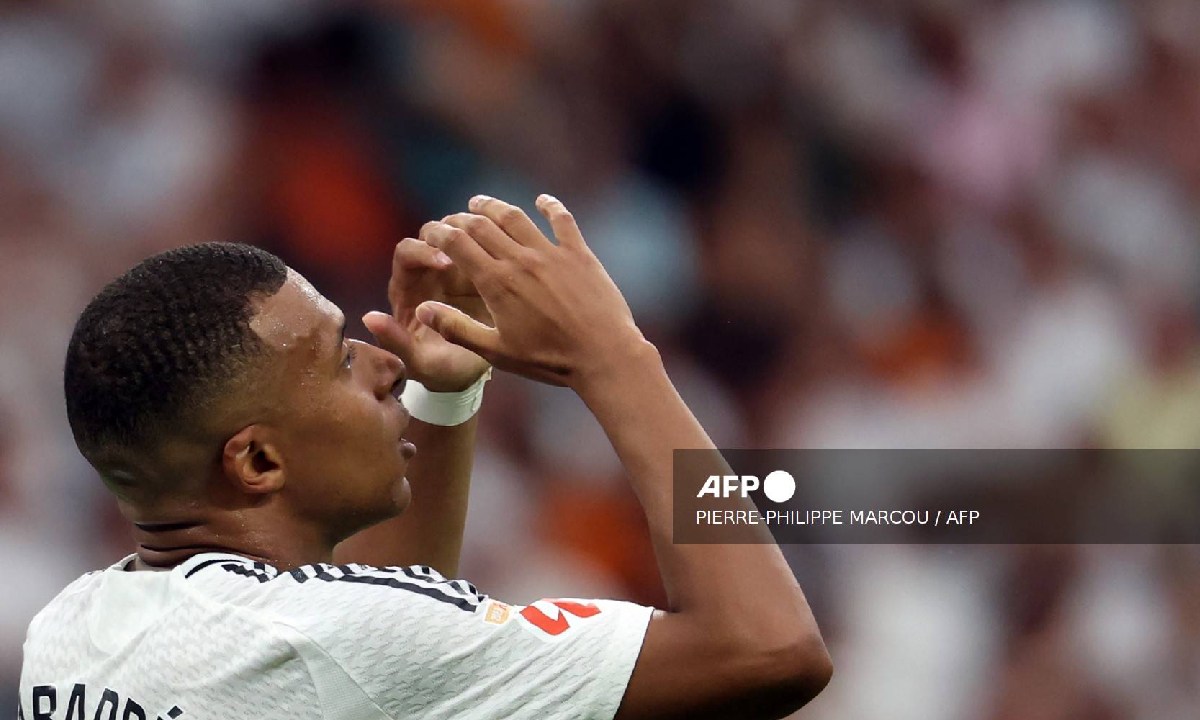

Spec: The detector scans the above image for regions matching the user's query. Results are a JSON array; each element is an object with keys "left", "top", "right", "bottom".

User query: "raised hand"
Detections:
[
  {"left": 412, "top": 194, "right": 649, "bottom": 388},
  {"left": 363, "top": 237, "right": 492, "bottom": 392}
]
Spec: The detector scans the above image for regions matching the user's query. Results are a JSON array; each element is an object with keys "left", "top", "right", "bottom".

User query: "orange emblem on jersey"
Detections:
[{"left": 484, "top": 601, "right": 512, "bottom": 625}]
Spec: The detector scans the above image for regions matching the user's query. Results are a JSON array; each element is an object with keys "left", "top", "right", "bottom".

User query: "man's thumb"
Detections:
[{"left": 415, "top": 301, "right": 499, "bottom": 357}]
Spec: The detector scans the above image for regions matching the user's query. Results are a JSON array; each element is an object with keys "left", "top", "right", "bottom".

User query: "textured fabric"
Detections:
[{"left": 19, "top": 553, "right": 652, "bottom": 720}]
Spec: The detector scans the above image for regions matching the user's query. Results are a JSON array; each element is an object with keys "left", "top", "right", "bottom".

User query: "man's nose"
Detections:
[{"left": 370, "top": 344, "right": 406, "bottom": 400}]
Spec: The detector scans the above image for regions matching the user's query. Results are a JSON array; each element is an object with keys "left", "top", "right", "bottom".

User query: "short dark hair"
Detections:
[{"left": 64, "top": 243, "right": 288, "bottom": 460}]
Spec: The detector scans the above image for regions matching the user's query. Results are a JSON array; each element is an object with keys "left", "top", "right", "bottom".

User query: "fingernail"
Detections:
[
  {"left": 469, "top": 195, "right": 491, "bottom": 210},
  {"left": 415, "top": 304, "right": 436, "bottom": 326},
  {"left": 435, "top": 251, "right": 452, "bottom": 266},
  {"left": 362, "top": 311, "right": 387, "bottom": 326}
]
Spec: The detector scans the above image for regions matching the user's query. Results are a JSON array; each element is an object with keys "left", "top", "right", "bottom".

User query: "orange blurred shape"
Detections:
[
  {"left": 861, "top": 311, "right": 974, "bottom": 388},
  {"left": 404, "top": 0, "right": 528, "bottom": 57},
  {"left": 539, "top": 478, "right": 667, "bottom": 607},
  {"left": 264, "top": 109, "right": 403, "bottom": 277}
]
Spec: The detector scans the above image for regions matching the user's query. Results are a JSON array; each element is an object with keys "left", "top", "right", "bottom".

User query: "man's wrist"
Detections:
[
  {"left": 571, "top": 335, "right": 663, "bottom": 400},
  {"left": 401, "top": 369, "right": 492, "bottom": 426}
]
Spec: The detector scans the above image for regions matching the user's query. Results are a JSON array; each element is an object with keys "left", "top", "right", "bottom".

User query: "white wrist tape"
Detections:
[{"left": 400, "top": 368, "right": 492, "bottom": 426}]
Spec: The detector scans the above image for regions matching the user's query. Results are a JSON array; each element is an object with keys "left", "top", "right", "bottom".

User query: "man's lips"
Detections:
[{"left": 395, "top": 398, "right": 414, "bottom": 459}]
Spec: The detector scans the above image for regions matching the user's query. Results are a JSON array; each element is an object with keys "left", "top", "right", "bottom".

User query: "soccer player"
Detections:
[{"left": 20, "top": 195, "right": 830, "bottom": 719}]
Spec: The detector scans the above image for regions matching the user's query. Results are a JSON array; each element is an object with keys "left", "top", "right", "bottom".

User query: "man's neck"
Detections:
[{"left": 131, "top": 517, "right": 336, "bottom": 571}]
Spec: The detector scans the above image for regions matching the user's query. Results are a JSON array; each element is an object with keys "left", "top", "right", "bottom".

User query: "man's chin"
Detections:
[{"left": 391, "top": 475, "right": 413, "bottom": 513}]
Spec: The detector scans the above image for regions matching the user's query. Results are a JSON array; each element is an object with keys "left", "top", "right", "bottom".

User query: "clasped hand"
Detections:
[{"left": 367, "top": 194, "right": 645, "bottom": 391}]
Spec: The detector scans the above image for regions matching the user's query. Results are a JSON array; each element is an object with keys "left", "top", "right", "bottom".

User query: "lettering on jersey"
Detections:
[
  {"left": 94, "top": 689, "right": 119, "bottom": 720},
  {"left": 518, "top": 600, "right": 602, "bottom": 639},
  {"left": 65, "top": 683, "right": 84, "bottom": 719},
  {"left": 26, "top": 685, "right": 182, "bottom": 720},
  {"left": 32, "top": 686, "right": 53, "bottom": 720}
]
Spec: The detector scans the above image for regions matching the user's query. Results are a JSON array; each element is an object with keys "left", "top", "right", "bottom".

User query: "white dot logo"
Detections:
[{"left": 762, "top": 470, "right": 796, "bottom": 503}]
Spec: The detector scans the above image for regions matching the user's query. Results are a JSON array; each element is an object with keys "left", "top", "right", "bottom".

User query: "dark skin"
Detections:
[
  {"left": 122, "top": 270, "right": 417, "bottom": 570},
  {"left": 108, "top": 194, "right": 830, "bottom": 718},
  {"left": 337, "top": 235, "right": 492, "bottom": 574},
  {"left": 402, "top": 195, "right": 831, "bottom": 719},
  {"left": 120, "top": 238, "right": 493, "bottom": 574}
]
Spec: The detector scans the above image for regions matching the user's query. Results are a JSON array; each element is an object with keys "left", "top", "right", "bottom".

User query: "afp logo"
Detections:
[{"left": 696, "top": 470, "right": 796, "bottom": 503}]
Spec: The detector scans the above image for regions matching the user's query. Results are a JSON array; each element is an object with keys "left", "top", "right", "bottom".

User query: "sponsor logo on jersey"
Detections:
[{"left": 516, "top": 599, "right": 602, "bottom": 640}]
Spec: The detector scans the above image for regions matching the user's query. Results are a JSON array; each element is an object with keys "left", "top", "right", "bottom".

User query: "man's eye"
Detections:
[{"left": 344, "top": 345, "right": 358, "bottom": 369}]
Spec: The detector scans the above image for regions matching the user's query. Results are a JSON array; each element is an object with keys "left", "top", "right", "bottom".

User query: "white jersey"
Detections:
[{"left": 19, "top": 553, "right": 653, "bottom": 720}]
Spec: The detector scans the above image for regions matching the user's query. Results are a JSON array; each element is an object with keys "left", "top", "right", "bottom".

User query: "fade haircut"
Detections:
[{"left": 64, "top": 243, "right": 289, "bottom": 461}]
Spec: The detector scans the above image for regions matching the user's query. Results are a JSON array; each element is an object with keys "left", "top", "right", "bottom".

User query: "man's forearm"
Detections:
[
  {"left": 575, "top": 340, "right": 816, "bottom": 629},
  {"left": 334, "top": 416, "right": 478, "bottom": 575}
]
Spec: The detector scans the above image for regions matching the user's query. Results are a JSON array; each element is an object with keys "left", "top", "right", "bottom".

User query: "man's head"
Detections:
[{"left": 64, "top": 243, "right": 412, "bottom": 552}]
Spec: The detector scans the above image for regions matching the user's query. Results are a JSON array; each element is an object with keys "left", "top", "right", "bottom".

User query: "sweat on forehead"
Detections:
[{"left": 250, "top": 270, "right": 345, "bottom": 353}]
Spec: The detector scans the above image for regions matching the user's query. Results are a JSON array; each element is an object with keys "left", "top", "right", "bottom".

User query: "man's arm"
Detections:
[
  {"left": 417, "top": 194, "right": 831, "bottom": 720},
  {"left": 335, "top": 238, "right": 491, "bottom": 576},
  {"left": 579, "top": 346, "right": 828, "bottom": 719}
]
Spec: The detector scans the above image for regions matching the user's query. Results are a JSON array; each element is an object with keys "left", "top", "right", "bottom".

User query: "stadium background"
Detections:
[{"left": 2, "top": 1, "right": 1199, "bottom": 717}]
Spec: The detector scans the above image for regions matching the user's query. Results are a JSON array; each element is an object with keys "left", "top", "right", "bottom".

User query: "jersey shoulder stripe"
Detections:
[
  {"left": 184, "top": 557, "right": 276, "bottom": 583},
  {"left": 289, "top": 563, "right": 484, "bottom": 612},
  {"left": 183, "top": 555, "right": 483, "bottom": 611}
]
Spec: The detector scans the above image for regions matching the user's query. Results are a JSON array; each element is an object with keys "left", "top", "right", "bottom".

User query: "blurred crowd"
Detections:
[{"left": 2, "top": 0, "right": 1200, "bottom": 717}]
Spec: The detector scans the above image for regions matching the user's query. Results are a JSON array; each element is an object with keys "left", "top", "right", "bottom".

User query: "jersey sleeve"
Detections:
[{"left": 260, "top": 563, "right": 653, "bottom": 720}]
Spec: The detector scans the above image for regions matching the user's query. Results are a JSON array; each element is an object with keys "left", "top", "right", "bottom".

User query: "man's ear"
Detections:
[{"left": 222, "top": 425, "right": 285, "bottom": 495}]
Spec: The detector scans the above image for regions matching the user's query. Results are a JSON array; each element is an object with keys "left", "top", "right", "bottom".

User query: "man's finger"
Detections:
[
  {"left": 535, "top": 194, "right": 586, "bottom": 250},
  {"left": 394, "top": 237, "right": 452, "bottom": 273},
  {"left": 415, "top": 301, "right": 502, "bottom": 359},
  {"left": 363, "top": 311, "right": 417, "bottom": 361},
  {"left": 442, "top": 213, "right": 526, "bottom": 260},
  {"left": 420, "top": 221, "right": 493, "bottom": 277},
  {"left": 468, "top": 195, "right": 555, "bottom": 250}
]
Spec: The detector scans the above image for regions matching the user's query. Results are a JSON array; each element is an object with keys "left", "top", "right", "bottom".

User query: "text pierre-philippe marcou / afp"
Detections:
[{"left": 693, "top": 472, "right": 981, "bottom": 527}]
